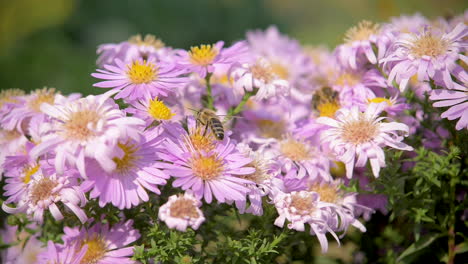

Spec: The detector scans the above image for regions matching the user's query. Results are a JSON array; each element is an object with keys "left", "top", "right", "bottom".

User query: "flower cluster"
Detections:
[{"left": 1, "top": 11, "right": 467, "bottom": 262}]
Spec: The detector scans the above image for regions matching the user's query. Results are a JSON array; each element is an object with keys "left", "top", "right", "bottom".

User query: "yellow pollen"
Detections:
[
  {"left": 344, "top": 20, "right": 380, "bottom": 43},
  {"left": 128, "top": 34, "right": 165, "bottom": 49},
  {"left": 187, "top": 127, "right": 216, "bottom": 153},
  {"left": 147, "top": 97, "right": 174, "bottom": 120},
  {"left": 256, "top": 119, "right": 286, "bottom": 139},
  {"left": 23, "top": 164, "right": 40, "bottom": 184},
  {"left": 81, "top": 235, "right": 107, "bottom": 264},
  {"left": 28, "top": 88, "right": 56, "bottom": 112},
  {"left": 335, "top": 72, "right": 361, "bottom": 86},
  {"left": 127, "top": 60, "right": 158, "bottom": 84},
  {"left": 63, "top": 110, "right": 100, "bottom": 141},
  {"left": 280, "top": 138, "right": 311, "bottom": 161},
  {"left": 368, "top": 97, "right": 393, "bottom": 106},
  {"left": 189, "top": 44, "right": 218, "bottom": 66},
  {"left": 309, "top": 183, "right": 339, "bottom": 203},
  {"left": 317, "top": 102, "right": 340, "bottom": 117},
  {"left": 270, "top": 62, "right": 289, "bottom": 80},
  {"left": 30, "top": 178, "right": 57, "bottom": 205},
  {"left": 112, "top": 141, "right": 140, "bottom": 174},
  {"left": 290, "top": 193, "right": 315, "bottom": 213},
  {"left": 169, "top": 197, "right": 200, "bottom": 218},
  {"left": 250, "top": 63, "right": 275, "bottom": 83},
  {"left": 2, "top": 130, "right": 21, "bottom": 142},
  {"left": 409, "top": 33, "right": 448, "bottom": 58},
  {"left": 190, "top": 154, "right": 224, "bottom": 181},
  {"left": 330, "top": 161, "right": 346, "bottom": 178},
  {"left": 0, "top": 88, "right": 24, "bottom": 108},
  {"left": 341, "top": 115, "right": 379, "bottom": 145}
]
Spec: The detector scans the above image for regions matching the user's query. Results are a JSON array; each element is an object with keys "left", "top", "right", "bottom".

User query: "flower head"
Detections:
[{"left": 158, "top": 192, "right": 205, "bottom": 231}]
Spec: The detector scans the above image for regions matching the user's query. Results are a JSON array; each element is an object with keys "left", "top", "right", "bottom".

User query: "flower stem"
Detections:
[
  {"left": 226, "top": 89, "right": 257, "bottom": 121},
  {"left": 205, "top": 73, "right": 215, "bottom": 111}
]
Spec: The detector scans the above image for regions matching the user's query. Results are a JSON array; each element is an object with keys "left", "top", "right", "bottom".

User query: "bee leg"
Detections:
[{"left": 202, "top": 122, "right": 209, "bottom": 137}]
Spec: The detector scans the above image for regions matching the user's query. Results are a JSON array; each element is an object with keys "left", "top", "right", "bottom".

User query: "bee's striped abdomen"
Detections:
[{"left": 210, "top": 118, "right": 224, "bottom": 140}]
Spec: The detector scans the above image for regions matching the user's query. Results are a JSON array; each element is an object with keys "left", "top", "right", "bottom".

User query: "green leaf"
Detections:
[{"left": 397, "top": 233, "right": 442, "bottom": 263}]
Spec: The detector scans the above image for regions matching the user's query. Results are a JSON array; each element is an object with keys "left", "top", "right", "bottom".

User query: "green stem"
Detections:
[
  {"left": 226, "top": 89, "right": 256, "bottom": 121},
  {"left": 205, "top": 73, "right": 215, "bottom": 111}
]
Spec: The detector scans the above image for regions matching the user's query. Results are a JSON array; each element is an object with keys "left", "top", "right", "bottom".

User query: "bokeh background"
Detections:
[{"left": 0, "top": 0, "right": 466, "bottom": 95}]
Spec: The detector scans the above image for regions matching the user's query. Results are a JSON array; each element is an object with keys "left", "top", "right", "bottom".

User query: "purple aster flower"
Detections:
[
  {"left": 317, "top": 103, "right": 413, "bottom": 178},
  {"left": 30, "top": 91, "right": 144, "bottom": 178},
  {"left": 97, "top": 34, "right": 167, "bottom": 67},
  {"left": 336, "top": 20, "right": 391, "bottom": 69},
  {"left": 430, "top": 84, "right": 468, "bottom": 130},
  {"left": 60, "top": 220, "right": 141, "bottom": 264},
  {"left": 273, "top": 190, "right": 340, "bottom": 253},
  {"left": 384, "top": 13, "right": 429, "bottom": 35},
  {"left": 0, "top": 129, "right": 28, "bottom": 178},
  {"left": 92, "top": 57, "right": 189, "bottom": 102},
  {"left": 0, "top": 222, "right": 44, "bottom": 264},
  {"left": 176, "top": 40, "right": 250, "bottom": 78},
  {"left": 0, "top": 88, "right": 25, "bottom": 121},
  {"left": 2, "top": 169, "right": 87, "bottom": 224},
  {"left": 37, "top": 240, "right": 87, "bottom": 264},
  {"left": 382, "top": 23, "right": 468, "bottom": 91},
  {"left": 230, "top": 58, "right": 290, "bottom": 101},
  {"left": 125, "top": 95, "right": 178, "bottom": 126},
  {"left": 159, "top": 121, "right": 255, "bottom": 204},
  {"left": 158, "top": 192, "right": 205, "bottom": 231},
  {"left": 81, "top": 131, "right": 170, "bottom": 209}
]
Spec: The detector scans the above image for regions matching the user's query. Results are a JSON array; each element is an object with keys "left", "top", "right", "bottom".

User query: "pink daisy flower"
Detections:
[
  {"left": 2, "top": 169, "right": 88, "bottom": 224},
  {"left": 60, "top": 220, "right": 141, "bottom": 264},
  {"left": 177, "top": 40, "right": 250, "bottom": 78},
  {"left": 0, "top": 88, "right": 25, "bottom": 121},
  {"left": 0, "top": 223, "right": 44, "bottom": 264},
  {"left": 230, "top": 57, "right": 290, "bottom": 101},
  {"left": 125, "top": 96, "right": 178, "bottom": 126},
  {"left": 30, "top": 91, "right": 144, "bottom": 178},
  {"left": 382, "top": 23, "right": 468, "bottom": 91},
  {"left": 336, "top": 20, "right": 391, "bottom": 69},
  {"left": 96, "top": 34, "right": 167, "bottom": 67},
  {"left": 158, "top": 192, "right": 205, "bottom": 231},
  {"left": 37, "top": 240, "right": 87, "bottom": 264},
  {"left": 273, "top": 190, "right": 340, "bottom": 253},
  {"left": 159, "top": 123, "right": 255, "bottom": 204},
  {"left": 92, "top": 57, "right": 189, "bottom": 102},
  {"left": 317, "top": 103, "right": 413, "bottom": 178},
  {"left": 430, "top": 84, "right": 468, "bottom": 130},
  {"left": 81, "top": 131, "right": 170, "bottom": 209}
]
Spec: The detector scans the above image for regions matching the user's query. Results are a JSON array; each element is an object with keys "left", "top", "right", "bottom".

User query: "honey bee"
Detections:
[
  {"left": 196, "top": 108, "right": 225, "bottom": 140},
  {"left": 311, "top": 86, "right": 339, "bottom": 110}
]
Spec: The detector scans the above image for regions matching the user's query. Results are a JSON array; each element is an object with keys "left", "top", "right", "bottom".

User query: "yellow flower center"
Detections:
[
  {"left": 0, "top": 88, "right": 24, "bottom": 108},
  {"left": 30, "top": 178, "right": 57, "bottom": 205},
  {"left": 409, "top": 33, "right": 448, "bottom": 58},
  {"left": 112, "top": 141, "right": 140, "bottom": 174},
  {"left": 169, "top": 197, "right": 200, "bottom": 218},
  {"left": 270, "top": 62, "right": 289, "bottom": 80},
  {"left": 23, "top": 164, "right": 40, "bottom": 184},
  {"left": 190, "top": 154, "right": 224, "bottom": 181},
  {"left": 290, "top": 193, "right": 315, "bottom": 213},
  {"left": 189, "top": 44, "right": 218, "bottom": 66},
  {"left": 28, "top": 88, "right": 56, "bottom": 112},
  {"left": 344, "top": 20, "right": 380, "bottom": 43},
  {"left": 309, "top": 183, "right": 339, "bottom": 203},
  {"left": 147, "top": 97, "right": 174, "bottom": 120},
  {"left": 368, "top": 97, "right": 393, "bottom": 106},
  {"left": 317, "top": 102, "right": 341, "bottom": 117},
  {"left": 280, "top": 137, "right": 311, "bottom": 162},
  {"left": 187, "top": 127, "right": 216, "bottom": 153},
  {"left": 330, "top": 161, "right": 346, "bottom": 178},
  {"left": 63, "top": 109, "right": 100, "bottom": 141},
  {"left": 81, "top": 235, "right": 107, "bottom": 264},
  {"left": 341, "top": 115, "right": 379, "bottom": 145},
  {"left": 256, "top": 119, "right": 286, "bottom": 139},
  {"left": 251, "top": 63, "right": 275, "bottom": 83},
  {"left": 334, "top": 72, "right": 361, "bottom": 86},
  {"left": 128, "top": 34, "right": 165, "bottom": 49},
  {"left": 127, "top": 60, "right": 158, "bottom": 84}
]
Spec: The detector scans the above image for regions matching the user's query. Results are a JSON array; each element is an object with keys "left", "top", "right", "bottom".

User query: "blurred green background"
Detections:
[{"left": 0, "top": 0, "right": 466, "bottom": 96}]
